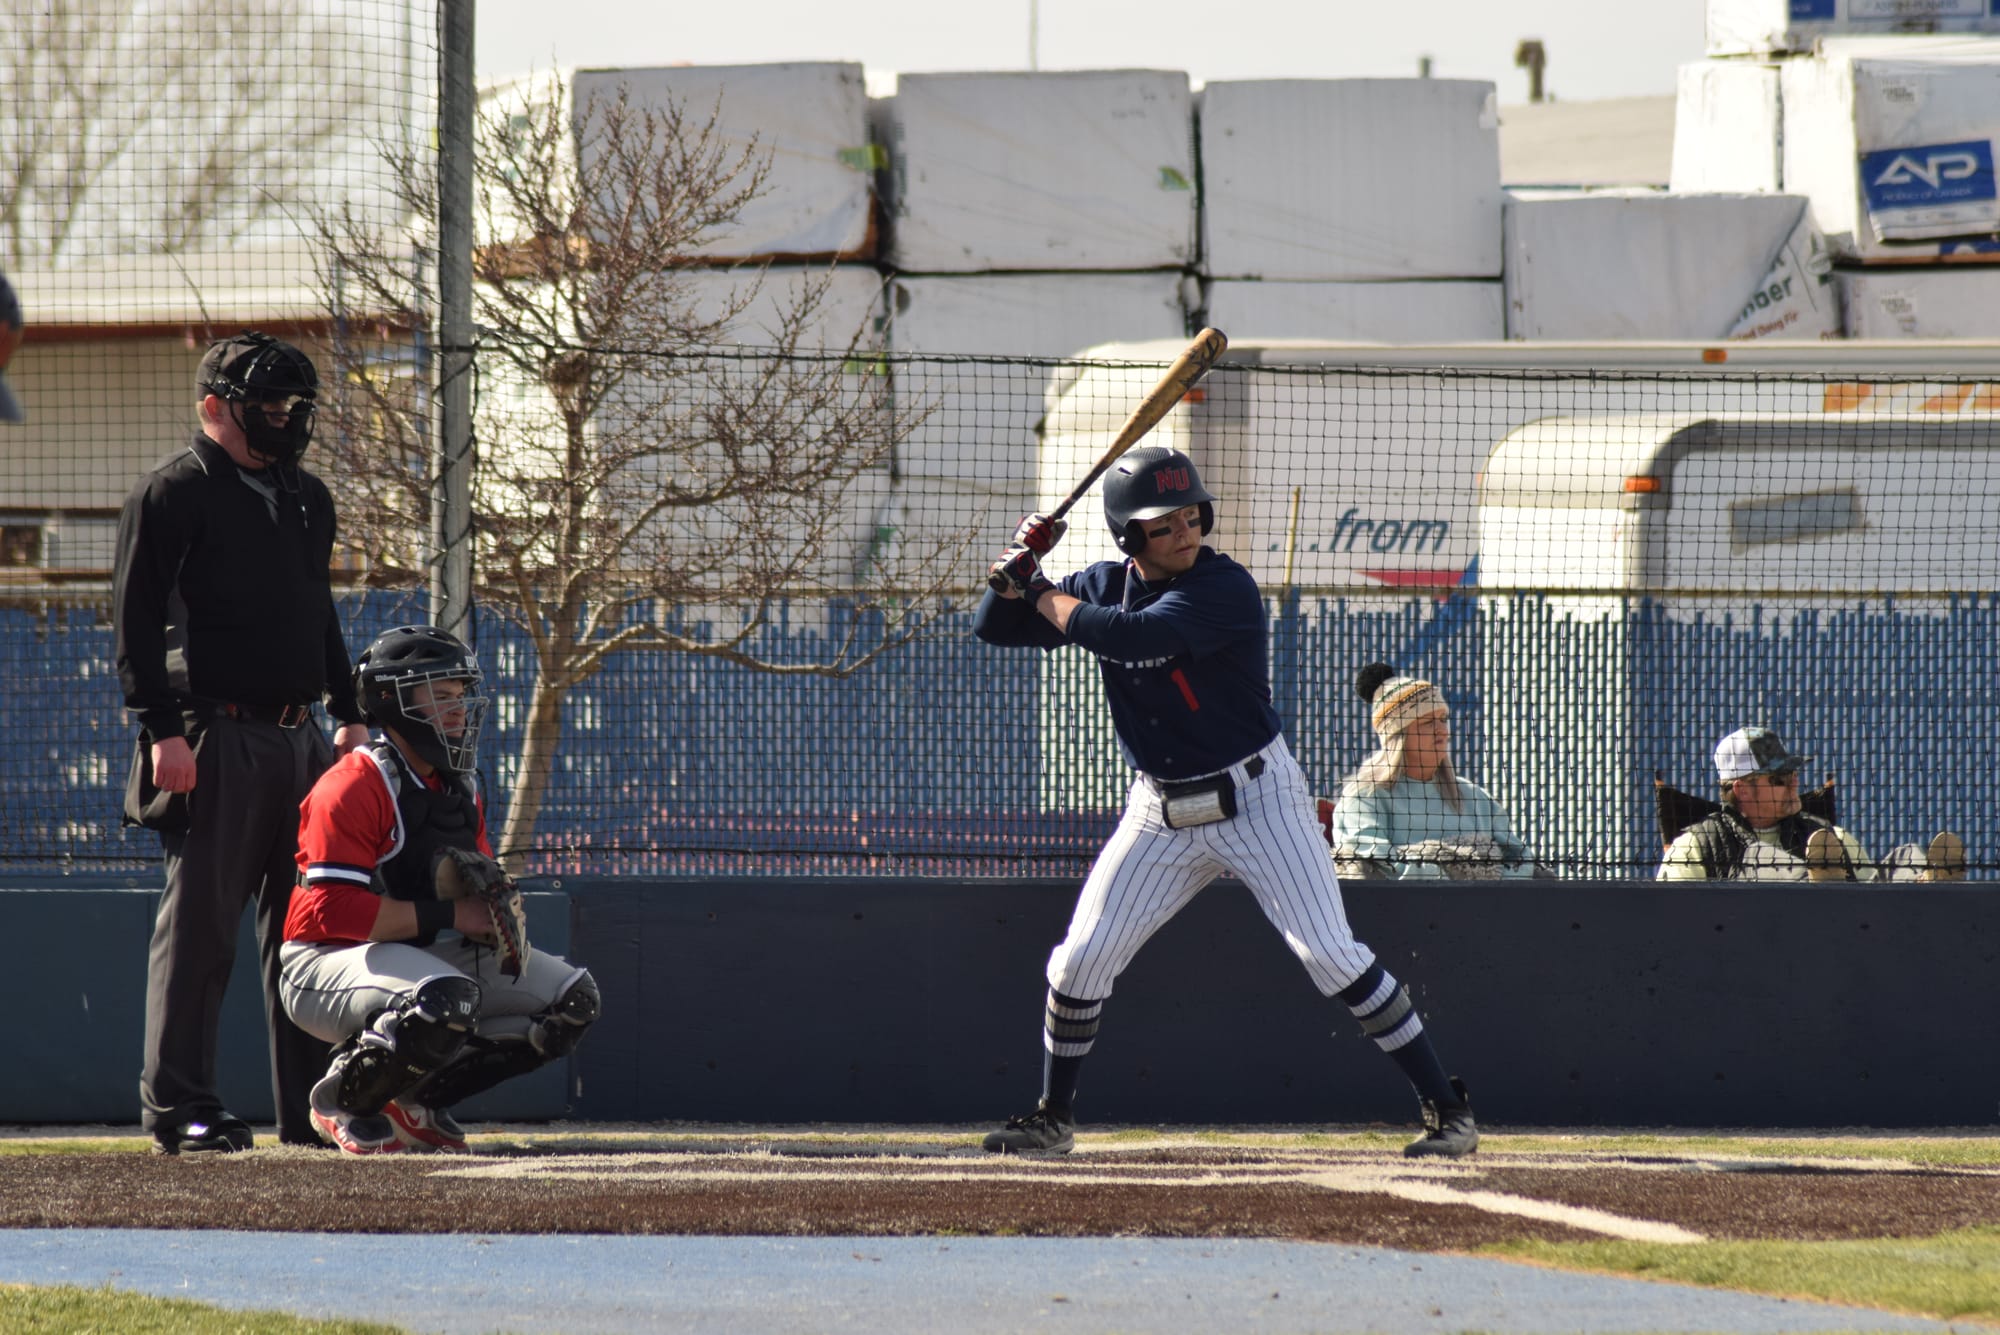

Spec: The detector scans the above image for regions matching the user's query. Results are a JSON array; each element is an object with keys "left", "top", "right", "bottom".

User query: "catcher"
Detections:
[{"left": 278, "top": 625, "right": 600, "bottom": 1155}]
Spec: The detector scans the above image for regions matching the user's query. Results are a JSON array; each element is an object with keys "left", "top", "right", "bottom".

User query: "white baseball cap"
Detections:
[{"left": 1714, "top": 726, "right": 1810, "bottom": 782}]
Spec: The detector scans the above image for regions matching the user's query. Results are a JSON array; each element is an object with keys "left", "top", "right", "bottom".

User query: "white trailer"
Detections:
[
  {"left": 1478, "top": 412, "right": 2000, "bottom": 593},
  {"left": 1032, "top": 338, "right": 2000, "bottom": 593},
  {"left": 1472, "top": 410, "right": 2000, "bottom": 876}
]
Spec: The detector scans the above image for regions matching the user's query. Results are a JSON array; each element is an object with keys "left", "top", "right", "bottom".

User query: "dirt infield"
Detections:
[{"left": 8, "top": 1133, "right": 1998, "bottom": 1251}]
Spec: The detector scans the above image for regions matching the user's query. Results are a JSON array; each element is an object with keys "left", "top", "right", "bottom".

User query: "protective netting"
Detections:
[
  {"left": 2, "top": 14, "right": 1994, "bottom": 878},
  {"left": 8, "top": 350, "right": 1998, "bottom": 877}
]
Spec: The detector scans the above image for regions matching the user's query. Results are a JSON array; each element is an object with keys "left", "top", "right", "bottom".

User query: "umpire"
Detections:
[{"left": 113, "top": 331, "right": 369, "bottom": 1153}]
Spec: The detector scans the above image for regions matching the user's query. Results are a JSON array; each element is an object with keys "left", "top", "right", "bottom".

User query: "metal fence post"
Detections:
[{"left": 431, "top": 0, "right": 476, "bottom": 640}]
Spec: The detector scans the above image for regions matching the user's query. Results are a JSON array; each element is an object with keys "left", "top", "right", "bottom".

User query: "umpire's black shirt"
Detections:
[{"left": 114, "top": 433, "right": 363, "bottom": 743}]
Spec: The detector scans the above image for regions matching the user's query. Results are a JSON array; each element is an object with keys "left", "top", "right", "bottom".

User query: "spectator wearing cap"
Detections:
[
  {"left": 112, "top": 332, "right": 370, "bottom": 1154},
  {"left": 1328, "top": 663, "right": 1535, "bottom": 879},
  {"left": 1658, "top": 727, "right": 1875, "bottom": 881}
]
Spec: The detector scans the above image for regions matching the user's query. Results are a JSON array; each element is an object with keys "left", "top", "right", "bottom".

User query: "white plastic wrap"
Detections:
[
  {"left": 1503, "top": 192, "right": 1841, "bottom": 340},
  {"left": 880, "top": 273, "right": 1189, "bottom": 558},
  {"left": 573, "top": 63, "right": 876, "bottom": 261},
  {"left": 1708, "top": 0, "right": 2000, "bottom": 56},
  {"left": 1670, "top": 60, "right": 1784, "bottom": 194},
  {"left": 1781, "top": 41, "right": 2000, "bottom": 261},
  {"left": 582, "top": 267, "right": 892, "bottom": 577},
  {"left": 881, "top": 71, "right": 1197, "bottom": 272},
  {"left": 1199, "top": 79, "right": 1503, "bottom": 281},
  {"left": 1201, "top": 279, "right": 1504, "bottom": 342},
  {"left": 1839, "top": 265, "right": 2000, "bottom": 333}
]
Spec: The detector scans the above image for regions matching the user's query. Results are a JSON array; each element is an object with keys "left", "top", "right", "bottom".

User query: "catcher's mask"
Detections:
[
  {"left": 198, "top": 331, "right": 317, "bottom": 467},
  {"left": 1103, "top": 445, "right": 1215, "bottom": 556},
  {"left": 354, "top": 625, "right": 489, "bottom": 776}
]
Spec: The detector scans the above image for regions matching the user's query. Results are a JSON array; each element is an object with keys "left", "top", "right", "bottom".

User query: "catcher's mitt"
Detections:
[{"left": 432, "top": 846, "right": 532, "bottom": 977}]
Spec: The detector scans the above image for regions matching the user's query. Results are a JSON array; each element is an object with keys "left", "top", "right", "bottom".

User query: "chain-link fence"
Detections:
[
  {"left": 10, "top": 349, "right": 1999, "bottom": 877},
  {"left": 4, "top": 5, "right": 1995, "bottom": 879}
]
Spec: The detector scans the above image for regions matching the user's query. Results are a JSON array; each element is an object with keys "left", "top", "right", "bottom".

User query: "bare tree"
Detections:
[
  {"left": 0, "top": 0, "right": 404, "bottom": 266},
  {"left": 314, "top": 72, "right": 963, "bottom": 860}
]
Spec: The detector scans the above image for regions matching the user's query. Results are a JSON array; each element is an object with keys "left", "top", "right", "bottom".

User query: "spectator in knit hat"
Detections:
[{"left": 1327, "top": 663, "right": 1534, "bottom": 880}]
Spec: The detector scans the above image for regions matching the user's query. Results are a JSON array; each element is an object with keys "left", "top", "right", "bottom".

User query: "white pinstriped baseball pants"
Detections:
[{"left": 1046, "top": 736, "right": 1378, "bottom": 1000}]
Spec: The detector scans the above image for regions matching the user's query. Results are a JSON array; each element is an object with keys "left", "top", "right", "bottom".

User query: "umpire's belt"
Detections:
[{"left": 195, "top": 698, "right": 313, "bottom": 729}]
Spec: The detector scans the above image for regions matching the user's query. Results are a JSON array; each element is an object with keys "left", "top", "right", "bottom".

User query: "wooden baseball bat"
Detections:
[{"left": 989, "top": 326, "right": 1229, "bottom": 593}]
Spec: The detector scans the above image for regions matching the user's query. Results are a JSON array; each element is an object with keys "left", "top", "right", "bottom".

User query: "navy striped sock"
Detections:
[
  {"left": 1337, "top": 964, "right": 1454, "bottom": 1107},
  {"left": 1041, "top": 988, "right": 1102, "bottom": 1113}
]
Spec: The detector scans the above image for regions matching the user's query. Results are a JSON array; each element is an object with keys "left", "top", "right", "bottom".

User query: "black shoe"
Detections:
[
  {"left": 982, "top": 1099, "right": 1075, "bottom": 1155},
  {"left": 152, "top": 1113, "right": 254, "bottom": 1156},
  {"left": 1404, "top": 1077, "right": 1478, "bottom": 1159}
]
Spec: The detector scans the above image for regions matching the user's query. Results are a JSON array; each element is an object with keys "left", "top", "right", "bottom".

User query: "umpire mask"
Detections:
[
  {"left": 198, "top": 331, "right": 318, "bottom": 468},
  {"left": 355, "top": 625, "right": 491, "bottom": 776}
]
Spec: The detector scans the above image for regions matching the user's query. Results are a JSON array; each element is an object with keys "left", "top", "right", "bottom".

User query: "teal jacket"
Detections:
[{"left": 1328, "top": 776, "right": 1533, "bottom": 879}]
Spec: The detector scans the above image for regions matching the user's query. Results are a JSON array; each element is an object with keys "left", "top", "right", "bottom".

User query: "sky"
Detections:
[{"left": 474, "top": 0, "right": 1709, "bottom": 105}]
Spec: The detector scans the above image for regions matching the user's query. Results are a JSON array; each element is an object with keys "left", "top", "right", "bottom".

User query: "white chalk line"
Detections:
[
  {"left": 428, "top": 1154, "right": 1707, "bottom": 1245},
  {"left": 1295, "top": 1169, "right": 1705, "bottom": 1245}
]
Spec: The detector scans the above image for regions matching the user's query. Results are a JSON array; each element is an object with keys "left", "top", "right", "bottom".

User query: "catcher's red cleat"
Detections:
[
  {"left": 384, "top": 1098, "right": 470, "bottom": 1153},
  {"left": 308, "top": 1072, "right": 401, "bottom": 1156}
]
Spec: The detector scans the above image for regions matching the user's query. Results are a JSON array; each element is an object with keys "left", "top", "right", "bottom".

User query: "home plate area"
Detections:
[{"left": 6, "top": 1134, "right": 1997, "bottom": 1247}]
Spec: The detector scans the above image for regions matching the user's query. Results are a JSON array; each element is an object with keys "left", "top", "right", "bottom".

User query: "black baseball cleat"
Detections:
[
  {"left": 151, "top": 1113, "right": 255, "bottom": 1156},
  {"left": 982, "top": 1100, "right": 1075, "bottom": 1155},
  {"left": 1404, "top": 1077, "right": 1478, "bottom": 1159}
]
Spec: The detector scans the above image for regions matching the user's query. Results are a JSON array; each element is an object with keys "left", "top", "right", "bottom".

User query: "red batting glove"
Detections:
[
  {"left": 1013, "top": 512, "right": 1068, "bottom": 556},
  {"left": 988, "top": 544, "right": 1056, "bottom": 604}
]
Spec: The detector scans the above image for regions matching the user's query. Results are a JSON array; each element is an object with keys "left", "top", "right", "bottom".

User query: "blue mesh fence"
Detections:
[{"left": 14, "top": 579, "right": 2000, "bottom": 877}]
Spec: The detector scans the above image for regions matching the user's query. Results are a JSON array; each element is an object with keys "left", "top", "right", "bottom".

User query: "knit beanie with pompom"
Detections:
[{"left": 1355, "top": 662, "right": 1448, "bottom": 742}]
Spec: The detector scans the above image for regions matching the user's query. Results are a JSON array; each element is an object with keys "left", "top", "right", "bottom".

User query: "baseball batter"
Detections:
[
  {"left": 975, "top": 446, "right": 1477, "bottom": 1157},
  {"left": 280, "top": 625, "right": 600, "bottom": 1155}
]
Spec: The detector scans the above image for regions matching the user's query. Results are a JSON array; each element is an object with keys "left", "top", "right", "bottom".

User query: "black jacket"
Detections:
[
  {"left": 1684, "top": 806, "right": 1839, "bottom": 879},
  {"left": 113, "top": 433, "right": 362, "bottom": 742}
]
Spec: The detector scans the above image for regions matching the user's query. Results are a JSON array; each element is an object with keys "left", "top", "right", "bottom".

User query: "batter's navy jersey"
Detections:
[{"left": 972, "top": 547, "right": 1280, "bottom": 780}]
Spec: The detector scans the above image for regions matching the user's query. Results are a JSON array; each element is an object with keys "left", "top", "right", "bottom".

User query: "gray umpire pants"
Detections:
[{"left": 140, "top": 712, "right": 335, "bottom": 1145}]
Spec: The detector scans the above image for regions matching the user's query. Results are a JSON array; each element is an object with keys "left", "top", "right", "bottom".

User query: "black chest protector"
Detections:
[
  {"left": 1687, "top": 807, "right": 1834, "bottom": 880},
  {"left": 370, "top": 745, "right": 483, "bottom": 946}
]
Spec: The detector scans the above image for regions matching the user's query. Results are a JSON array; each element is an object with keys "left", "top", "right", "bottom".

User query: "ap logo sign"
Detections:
[{"left": 1862, "top": 140, "right": 1996, "bottom": 210}]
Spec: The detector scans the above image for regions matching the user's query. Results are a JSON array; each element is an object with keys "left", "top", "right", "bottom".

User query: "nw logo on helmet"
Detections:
[{"left": 1153, "top": 465, "right": 1190, "bottom": 493}]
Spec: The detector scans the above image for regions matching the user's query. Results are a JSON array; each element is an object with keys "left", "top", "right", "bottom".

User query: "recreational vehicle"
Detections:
[{"left": 1033, "top": 338, "right": 2000, "bottom": 592}]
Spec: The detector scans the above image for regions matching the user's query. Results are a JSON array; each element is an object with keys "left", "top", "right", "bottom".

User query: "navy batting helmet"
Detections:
[{"left": 1103, "top": 446, "right": 1214, "bottom": 556}]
